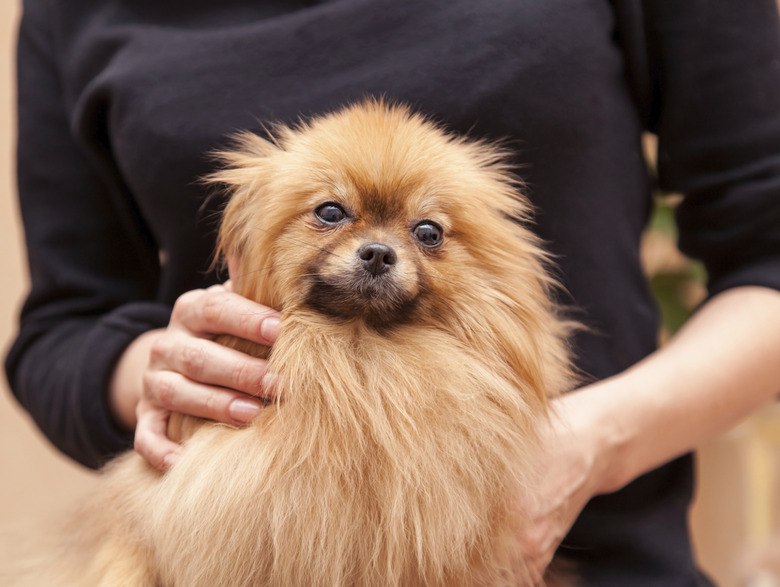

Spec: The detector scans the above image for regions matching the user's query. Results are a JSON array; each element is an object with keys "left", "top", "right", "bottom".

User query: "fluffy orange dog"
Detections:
[{"left": 12, "top": 101, "right": 574, "bottom": 586}]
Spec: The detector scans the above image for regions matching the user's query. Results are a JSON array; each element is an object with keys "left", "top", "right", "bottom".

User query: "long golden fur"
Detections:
[{"left": 7, "top": 100, "right": 574, "bottom": 586}]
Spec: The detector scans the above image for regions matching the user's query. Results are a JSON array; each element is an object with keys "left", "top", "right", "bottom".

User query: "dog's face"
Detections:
[
  {"left": 292, "top": 187, "right": 447, "bottom": 327},
  {"left": 214, "top": 101, "right": 543, "bottom": 330}
]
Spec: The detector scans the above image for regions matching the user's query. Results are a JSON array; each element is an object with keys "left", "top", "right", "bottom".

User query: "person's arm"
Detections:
[
  {"left": 596, "top": 286, "right": 780, "bottom": 492},
  {"left": 519, "top": 286, "right": 780, "bottom": 579},
  {"left": 5, "top": 0, "right": 172, "bottom": 468},
  {"left": 7, "top": 0, "right": 282, "bottom": 470}
]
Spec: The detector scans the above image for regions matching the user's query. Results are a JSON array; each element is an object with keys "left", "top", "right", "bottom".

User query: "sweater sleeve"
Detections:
[
  {"left": 646, "top": 0, "right": 780, "bottom": 296},
  {"left": 5, "top": 1, "right": 171, "bottom": 469}
]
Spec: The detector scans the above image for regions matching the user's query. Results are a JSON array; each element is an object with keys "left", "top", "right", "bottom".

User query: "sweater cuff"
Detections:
[{"left": 72, "top": 302, "right": 172, "bottom": 468}]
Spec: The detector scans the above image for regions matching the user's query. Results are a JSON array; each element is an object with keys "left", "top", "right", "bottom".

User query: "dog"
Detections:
[{"left": 8, "top": 100, "right": 575, "bottom": 586}]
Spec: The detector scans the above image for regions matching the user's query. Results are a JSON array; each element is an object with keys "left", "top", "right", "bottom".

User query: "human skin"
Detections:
[
  {"left": 109, "top": 284, "right": 780, "bottom": 573},
  {"left": 108, "top": 282, "right": 281, "bottom": 469}
]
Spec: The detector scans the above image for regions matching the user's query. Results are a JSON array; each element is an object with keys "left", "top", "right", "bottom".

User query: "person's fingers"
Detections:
[
  {"left": 149, "top": 331, "right": 273, "bottom": 398},
  {"left": 134, "top": 404, "right": 182, "bottom": 471},
  {"left": 144, "top": 369, "right": 265, "bottom": 426},
  {"left": 171, "top": 288, "right": 281, "bottom": 345},
  {"left": 132, "top": 285, "right": 281, "bottom": 470}
]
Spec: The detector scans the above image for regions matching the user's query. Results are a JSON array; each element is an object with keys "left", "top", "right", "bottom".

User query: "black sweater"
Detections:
[{"left": 8, "top": 0, "right": 780, "bottom": 584}]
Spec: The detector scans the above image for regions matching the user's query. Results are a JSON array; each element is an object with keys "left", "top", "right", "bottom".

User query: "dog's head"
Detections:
[{"left": 212, "top": 100, "right": 554, "bottom": 334}]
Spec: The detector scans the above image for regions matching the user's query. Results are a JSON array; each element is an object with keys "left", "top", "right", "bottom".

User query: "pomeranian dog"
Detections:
[{"left": 8, "top": 100, "right": 574, "bottom": 586}]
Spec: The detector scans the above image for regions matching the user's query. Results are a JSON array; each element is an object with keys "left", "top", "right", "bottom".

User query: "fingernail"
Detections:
[
  {"left": 260, "top": 316, "right": 281, "bottom": 342},
  {"left": 229, "top": 398, "right": 262, "bottom": 423}
]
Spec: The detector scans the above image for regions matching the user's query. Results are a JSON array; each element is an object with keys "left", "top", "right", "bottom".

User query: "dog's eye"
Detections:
[
  {"left": 314, "top": 203, "right": 348, "bottom": 225},
  {"left": 412, "top": 221, "right": 443, "bottom": 248}
]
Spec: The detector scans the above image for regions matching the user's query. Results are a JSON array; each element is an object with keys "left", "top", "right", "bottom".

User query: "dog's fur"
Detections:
[{"left": 8, "top": 101, "right": 575, "bottom": 586}]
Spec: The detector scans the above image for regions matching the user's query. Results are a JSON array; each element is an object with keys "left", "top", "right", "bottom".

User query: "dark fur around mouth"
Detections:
[{"left": 304, "top": 271, "right": 420, "bottom": 329}]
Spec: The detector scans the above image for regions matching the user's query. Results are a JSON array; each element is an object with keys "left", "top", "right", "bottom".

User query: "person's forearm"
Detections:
[{"left": 580, "top": 286, "right": 780, "bottom": 494}]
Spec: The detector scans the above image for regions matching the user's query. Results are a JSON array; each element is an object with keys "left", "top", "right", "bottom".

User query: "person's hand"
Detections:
[
  {"left": 111, "top": 282, "right": 281, "bottom": 470},
  {"left": 512, "top": 385, "right": 617, "bottom": 583}
]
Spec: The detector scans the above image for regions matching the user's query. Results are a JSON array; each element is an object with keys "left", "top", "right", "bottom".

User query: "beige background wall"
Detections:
[{"left": 0, "top": 2, "right": 777, "bottom": 584}]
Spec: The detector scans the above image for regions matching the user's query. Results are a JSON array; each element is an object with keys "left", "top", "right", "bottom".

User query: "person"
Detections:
[{"left": 6, "top": 0, "right": 780, "bottom": 584}]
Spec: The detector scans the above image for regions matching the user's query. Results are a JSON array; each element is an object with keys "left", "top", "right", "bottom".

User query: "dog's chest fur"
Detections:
[{"left": 143, "top": 317, "right": 541, "bottom": 586}]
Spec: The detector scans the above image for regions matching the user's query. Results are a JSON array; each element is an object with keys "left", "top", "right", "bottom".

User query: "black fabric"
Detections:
[{"left": 6, "top": 0, "right": 780, "bottom": 583}]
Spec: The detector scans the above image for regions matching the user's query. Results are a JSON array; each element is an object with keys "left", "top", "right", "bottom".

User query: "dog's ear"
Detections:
[{"left": 208, "top": 131, "right": 283, "bottom": 271}]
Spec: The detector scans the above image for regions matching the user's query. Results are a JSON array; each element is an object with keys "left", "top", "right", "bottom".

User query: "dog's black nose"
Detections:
[{"left": 358, "top": 242, "right": 397, "bottom": 276}]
